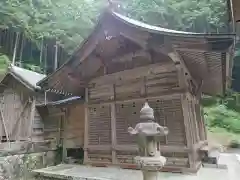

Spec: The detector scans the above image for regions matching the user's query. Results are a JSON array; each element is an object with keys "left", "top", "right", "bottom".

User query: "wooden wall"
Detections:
[
  {"left": 85, "top": 63, "right": 206, "bottom": 172},
  {"left": 64, "top": 104, "right": 85, "bottom": 148},
  {"left": 0, "top": 78, "right": 48, "bottom": 143},
  {"left": 40, "top": 103, "right": 85, "bottom": 162},
  {"left": 0, "top": 79, "right": 33, "bottom": 141},
  {"left": 42, "top": 107, "right": 62, "bottom": 142}
]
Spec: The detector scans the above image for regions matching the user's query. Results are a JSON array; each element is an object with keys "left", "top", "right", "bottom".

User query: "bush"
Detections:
[
  {"left": 204, "top": 105, "right": 240, "bottom": 134},
  {"left": 229, "top": 139, "right": 240, "bottom": 148}
]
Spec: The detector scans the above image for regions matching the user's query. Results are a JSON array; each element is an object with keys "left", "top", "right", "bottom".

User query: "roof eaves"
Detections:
[
  {"left": 111, "top": 11, "right": 236, "bottom": 38},
  {"left": 8, "top": 71, "right": 35, "bottom": 91},
  {"left": 37, "top": 10, "right": 109, "bottom": 88}
]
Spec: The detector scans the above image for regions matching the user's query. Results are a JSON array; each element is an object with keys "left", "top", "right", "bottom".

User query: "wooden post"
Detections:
[
  {"left": 111, "top": 84, "right": 117, "bottom": 164},
  {"left": 61, "top": 110, "right": 67, "bottom": 162},
  {"left": 29, "top": 97, "right": 36, "bottom": 141},
  {"left": 0, "top": 108, "right": 10, "bottom": 147},
  {"left": 84, "top": 87, "right": 89, "bottom": 164},
  {"left": 181, "top": 94, "right": 194, "bottom": 169}
]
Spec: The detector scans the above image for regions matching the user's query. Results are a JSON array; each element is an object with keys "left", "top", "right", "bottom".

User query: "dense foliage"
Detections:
[
  {"left": 0, "top": 0, "right": 230, "bottom": 54},
  {"left": 119, "top": 0, "right": 229, "bottom": 33},
  {"left": 203, "top": 93, "right": 240, "bottom": 136},
  {"left": 0, "top": 0, "right": 104, "bottom": 53}
]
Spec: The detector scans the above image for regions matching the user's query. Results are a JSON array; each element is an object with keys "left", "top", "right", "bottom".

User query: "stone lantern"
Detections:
[{"left": 128, "top": 102, "right": 169, "bottom": 180}]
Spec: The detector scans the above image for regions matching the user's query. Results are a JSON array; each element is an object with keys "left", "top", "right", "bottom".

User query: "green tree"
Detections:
[
  {"left": 0, "top": 0, "right": 232, "bottom": 74},
  {"left": 118, "top": 0, "right": 229, "bottom": 33}
]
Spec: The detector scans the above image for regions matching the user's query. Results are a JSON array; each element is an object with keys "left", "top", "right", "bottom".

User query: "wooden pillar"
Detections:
[
  {"left": 62, "top": 110, "right": 67, "bottom": 162},
  {"left": 29, "top": 97, "right": 36, "bottom": 140},
  {"left": 200, "top": 106, "right": 207, "bottom": 141},
  {"left": 111, "top": 84, "right": 117, "bottom": 164},
  {"left": 84, "top": 88, "right": 89, "bottom": 164},
  {"left": 181, "top": 94, "right": 194, "bottom": 169},
  {"left": 111, "top": 103, "right": 117, "bottom": 164}
]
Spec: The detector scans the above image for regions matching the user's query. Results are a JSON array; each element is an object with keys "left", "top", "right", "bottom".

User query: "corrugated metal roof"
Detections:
[{"left": 1, "top": 64, "right": 46, "bottom": 91}]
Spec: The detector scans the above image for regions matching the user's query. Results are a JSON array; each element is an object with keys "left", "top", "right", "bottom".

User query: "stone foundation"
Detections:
[{"left": 0, "top": 151, "right": 56, "bottom": 180}]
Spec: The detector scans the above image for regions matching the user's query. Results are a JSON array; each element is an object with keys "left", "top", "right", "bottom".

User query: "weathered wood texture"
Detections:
[
  {"left": 42, "top": 107, "right": 62, "bottom": 142},
  {"left": 85, "top": 63, "right": 206, "bottom": 172},
  {"left": 64, "top": 104, "right": 85, "bottom": 148},
  {"left": 0, "top": 78, "right": 44, "bottom": 142},
  {"left": 40, "top": 103, "right": 85, "bottom": 163}
]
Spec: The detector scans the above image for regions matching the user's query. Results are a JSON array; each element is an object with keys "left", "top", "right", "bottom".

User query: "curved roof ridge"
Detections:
[{"left": 110, "top": 11, "right": 235, "bottom": 37}]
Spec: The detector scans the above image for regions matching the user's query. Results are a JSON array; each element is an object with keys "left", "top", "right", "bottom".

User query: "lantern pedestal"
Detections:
[{"left": 128, "top": 102, "right": 169, "bottom": 180}]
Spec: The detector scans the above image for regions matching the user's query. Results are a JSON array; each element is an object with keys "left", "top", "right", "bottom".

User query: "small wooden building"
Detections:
[
  {"left": 0, "top": 65, "right": 46, "bottom": 145},
  {"left": 38, "top": 10, "right": 235, "bottom": 172}
]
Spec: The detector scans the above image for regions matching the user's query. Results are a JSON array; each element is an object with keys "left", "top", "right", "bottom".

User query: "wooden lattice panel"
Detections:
[
  {"left": 116, "top": 150, "right": 138, "bottom": 164},
  {"left": 178, "top": 51, "right": 206, "bottom": 80},
  {"left": 146, "top": 71, "right": 179, "bottom": 96},
  {"left": 115, "top": 101, "right": 144, "bottom": 145},
  {"left": 115, "top": 78, "right": 144, "bottom": 100},
  {"left": 88, "top": 150, "right": 112, "bottom": 163},
  {"left": 88, "top": 85, "right": 114, "bottom": 103},
  {"left": 163, "top": 152, "right": 189, "bottom": 167},
  {"left": 177, "top": 50, "right": 224, "bottom": 94},
  {"left": 148, "top": 95, "right": 186, "bottom": 145},
  {"left": 88, "top": 104, "right": 111, "bottom": 145}
]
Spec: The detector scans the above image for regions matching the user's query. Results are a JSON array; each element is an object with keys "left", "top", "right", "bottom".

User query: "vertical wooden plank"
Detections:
[
  {"left": 29, "top": 97, "right": 36, "bottom": 140},
  {"left": 84, "top": 87, "right": 89, "bottom": 164},
  {"left": 111, "top": 84, "right": 117, "bottom": 163},
  {"left": 181, "top": 94, "right": 194, "bottom": 168},
  {"left": 62, "top": 111, "right": 67, "bottom": 162},
  {"left": 200, "top": 106, "right": 207, "bottom": 141},
  {"left": 111, "top": 103, "right": 117, "bottom": 163},
  {"left": 0, "top": 108, "right": 10, "bottom": 147}
]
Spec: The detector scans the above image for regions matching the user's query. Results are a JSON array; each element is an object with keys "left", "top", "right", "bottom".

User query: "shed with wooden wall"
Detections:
[{"left": 0, "top": 65, "right": 46, "bottom": 146}]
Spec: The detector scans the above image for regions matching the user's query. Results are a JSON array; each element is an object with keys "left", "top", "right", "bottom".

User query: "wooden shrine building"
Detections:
[
  {"left": 0, "top": 65, "right": 46, "bottom": 147},
  {"left": 37, "top": 10, "right": 235, "bottom": 173}
]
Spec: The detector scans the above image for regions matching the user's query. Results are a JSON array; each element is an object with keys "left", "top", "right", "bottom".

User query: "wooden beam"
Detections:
[
  {"left": 62, "top": 112, "right": 67, "bottom": 162},
  {"left": 12, "top": 100, "right": 30, "bottom": 135},
  {"left": 29, "top": 97, "right": 36, "bottom": 140},
  {"left": 120, "top": 32, "right": 147, "bottom": 49},
  {"left": 84, "top": 87, "right": 89, "bottom": 164},
  {"left": 71, "top": 28, "right": 105, "bottom": 67},
  {"left": 47, "top": 112, "right": 65, "bottom": 118},
  {"left": 115, "top": 144, "right": 190, "bottom": 153},
  {"left": 88, "top": 92, "right": 184, "bottom": 106},
  {"left": 110, "top": 96, "right": 117, "bottom": 163},
  {"left": 0, "top": 108, "right": 10, "bottom": 147},
  {"left": 181, "top": 94, "right": 194, "bottom": 168},
  {"left": 111, "top": 50, "right": 150, "bottom": 63},
  {"left": 168, "top": 50, "right": 199, "bottom": 96},
  {"left": 90, "top": 62, "right": 176, "bottom": 86}
]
